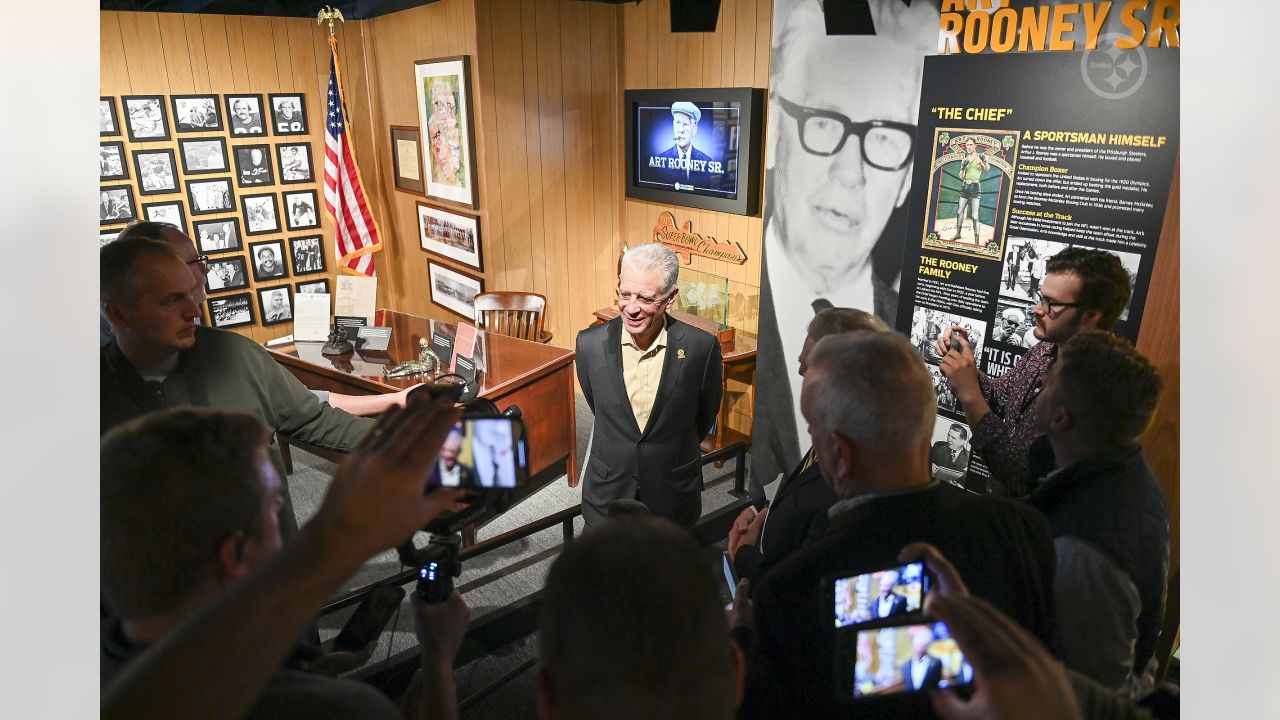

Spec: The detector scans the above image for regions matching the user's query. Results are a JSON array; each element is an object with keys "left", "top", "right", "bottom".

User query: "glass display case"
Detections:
[{"left": 675, "top": 267, "right": 760, "bottom": 339}]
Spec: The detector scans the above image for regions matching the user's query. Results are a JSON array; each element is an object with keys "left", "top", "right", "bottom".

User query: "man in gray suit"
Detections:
[{"left": 575, "top": 243, "right": 723, "bottom": 528}]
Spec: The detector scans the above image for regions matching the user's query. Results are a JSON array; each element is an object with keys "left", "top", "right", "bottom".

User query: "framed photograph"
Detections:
[
  {"left": 296, "top": 279, "right": 330, "bottom": 295},
  {"left": 171, "top": 95, "right": 223, "bottom": 132},
  {"left": 205, "top": 256, "right": 249, "bottom": 293},
  {"left": 390, "top": 125, "right": 424, "bottom": 195},
  {"left": 142, "top": 200, "right": 187, "bottom": 232},
  {"left": 257, "top": 285, "right": 294, "bottom": 325},
  {"left": 122, "top": 95, "right": 170, "bottom": 142},
  {"left": 268, "top": 93, "right": 308, "bottom": 135},
  {"left": 208, "top": 293, "right": 254, "bottom": 329},
  {"left": 186, "top": 177, "right": 235, "bottom": 215},
  {"left": 100, "top": 230, "right": 119, "bottom": 247},
  {"left": 428, "top": 261, "right": 483, "bottom": 319},
  {"left": 414, "top": 56, "right": 478, "bottom": 208},
  {"left": 225, "top": 93, "right": 266, "bottom": 136},
  {"left": 100, "top": 141, "right": 128, "bottom": 180},
  {"left": 234, "top": 144, "right": 275, "bottom": 187},
  {"left": 289, "top": 235, "right": 326, "bottom": 275},
  {"left": 193, "top": 217, "right": 243, "bottom": 254},
  {"left": 249, "top": 240, "right": 288, "bottom": 282},
  {"left": 179, "top": 138, "right": 230, "bottom": 175},
  {"left": 276, "top": 143, "right": 313, "bottom": 184},
  {"left": 100, "top": 185, "right": 137, "bottom": 225},
  {"left": 132, "top": 148, "right": 179, "bottom": 195},
  {"left": 283, "top": 190, "right": 320, "bottom": 231},
  {"left": 100, "top": 97, "right": 120, "bottom": 137},
  {"left": 417, "top": 202, "right": 481, "bottom": 271},
  {"left": 242, "top": 193, "right": 281, "bottom": 235}
]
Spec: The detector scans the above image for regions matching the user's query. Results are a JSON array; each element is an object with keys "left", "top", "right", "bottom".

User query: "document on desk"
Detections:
[
  {"left": 294, "top": 293, "right": 331, "bottom": 341},
  {"left": 335, "top": 275, "right": 377, "bottom": 324}
]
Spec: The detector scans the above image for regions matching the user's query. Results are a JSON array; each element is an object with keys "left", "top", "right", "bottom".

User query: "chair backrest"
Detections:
[{"left": 473, "top": 291, "right": 547, "bottom": 342}]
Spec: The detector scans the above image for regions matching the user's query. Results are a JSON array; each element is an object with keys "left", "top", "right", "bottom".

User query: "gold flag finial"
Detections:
[{"left": 316, "top": 6, "right": 345, "bottom": 38}]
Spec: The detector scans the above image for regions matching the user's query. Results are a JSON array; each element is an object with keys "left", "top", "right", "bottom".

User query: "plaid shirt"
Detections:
[{"left": 972, "top": 341, "right": 1057, "bottom": 496}]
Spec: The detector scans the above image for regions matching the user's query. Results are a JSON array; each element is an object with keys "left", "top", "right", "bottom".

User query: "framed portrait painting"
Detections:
[{"left": 414, "top": 56, "right": 478, "bottom": 208}]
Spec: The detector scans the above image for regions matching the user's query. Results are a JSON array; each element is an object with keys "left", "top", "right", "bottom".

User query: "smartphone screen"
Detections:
[
  {"left": 831, "top": 561, "right": 929, "bottom": 629},
  {"left": 843, "top": 620, "right": 972, "bottom": 699},
  {"left": 723, "top": 551, "right": 738, "bottom": 599},
  {"left": 427, "top": 416, "right": 528, "bottom": 489}
]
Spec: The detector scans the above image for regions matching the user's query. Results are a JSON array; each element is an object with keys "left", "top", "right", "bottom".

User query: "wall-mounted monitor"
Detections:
[{"left": 624, "top": 87, "right": 765, "bottom": 217}]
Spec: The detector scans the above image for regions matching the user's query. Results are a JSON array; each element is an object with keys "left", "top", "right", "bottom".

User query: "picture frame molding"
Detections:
[
  {"left": 100, "top": 97, "right": 121, "bottom": 137},
  {"left": 100, "top": 184, "right": 138, "bottom": 226},
  {"left": 121, "top": 94, "right": 172, "bottom": 143},
  {"left": 390, "top": 124, "right": 425, "bottom": 196},
  {"left": 427, "top": 260, "right": 485, "bottom": 320},
  {"left": 224, "top": 93, "right": 267, "bottom": 137},
  {"left": 256, "top": 284, "right": 295, "bottom": 326},
  {"left": 283, "top": 189, "right": 321, "bottom": 231},
  {"left": 267, "top": 93, "right": 309, "bottom": 136},
  {"left": 99, "top": 141, "right": 128, "bottom": 181},
  {"left": 192, "top": 217, "right": 244, "bottom": 255},
  {"left": 179, "top": 137, "right": 231, "bottom": 175},
  {"left": 416, "top": 201, "right": 483, "bottom": 271},
  {"left": 132, "top": 147, "right": 180, "bottom": 196},
  {"left": 414, "top": 56, "right": 479, "bottom": 209},
  {"left": 233, "top": 143, "right": 276, "bottom": 188},
  {"left": 186, "top": 177, "right": 236, "bottom": 216},
  {"left": 207, "top": 292, "right": 255, "bottom": 329},
  {"left": 141, "top": 199, "right": 189, "bottom": 234},
  {"left": 276, "top": 142, "right": 314, "bottom": 184},
  {"left": 289, "top": 235, "right": 327, "bottom": 276},
  {"left": 241, "top": 192, "right": 282, "bottom": 236},
  {"left": 170, "top": 94, "right": 224, "bottom": 133},
  {"left": 248, "top": 239, "right": 290, "bottom": 282},
  {"left": 205, "top": 255, "right": 250, "bottom": 294}
]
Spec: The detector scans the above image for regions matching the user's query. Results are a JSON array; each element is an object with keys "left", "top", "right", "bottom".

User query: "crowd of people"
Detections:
[{"left": 100, "top": 229, "right": 1173, "bottom": 719}]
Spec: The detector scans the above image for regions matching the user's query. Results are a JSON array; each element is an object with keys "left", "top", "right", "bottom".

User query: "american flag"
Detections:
[{"left": 324, "top": 41, "right": 381, "bottom": 276}]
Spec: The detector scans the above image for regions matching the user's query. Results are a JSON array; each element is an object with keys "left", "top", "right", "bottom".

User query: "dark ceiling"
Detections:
[{"left": 101, "top": 0, "right": 636, "bottom": 20}]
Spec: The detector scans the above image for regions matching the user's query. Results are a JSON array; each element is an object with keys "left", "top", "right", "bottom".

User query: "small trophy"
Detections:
[{"left": 321, "top": 324, "right": 353, "bottom": 356}]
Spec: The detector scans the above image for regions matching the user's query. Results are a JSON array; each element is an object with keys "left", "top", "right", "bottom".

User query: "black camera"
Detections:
[{"left": 406, "top": 534, "right": 461, "bottom": 604}]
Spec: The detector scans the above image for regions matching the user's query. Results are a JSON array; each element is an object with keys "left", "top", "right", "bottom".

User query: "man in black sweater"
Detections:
[{"left": 740, "top": 331, "right": 1056, "bottom": 720}]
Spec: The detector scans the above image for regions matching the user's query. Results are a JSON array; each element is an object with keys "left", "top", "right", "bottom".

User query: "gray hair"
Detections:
[
  {"left": 620, "top": 243, "right": 680, "bottom": 298},
  {"left": 805, "top": 331, "right": 935, "bottom": 452}
]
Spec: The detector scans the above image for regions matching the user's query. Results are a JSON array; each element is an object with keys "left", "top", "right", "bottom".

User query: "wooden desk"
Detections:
[{"left": 266, "top": 308, "right": 578, "bottom": 488}]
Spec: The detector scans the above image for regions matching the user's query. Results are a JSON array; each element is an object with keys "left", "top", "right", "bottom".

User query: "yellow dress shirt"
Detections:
[{"left": 621, "top": 320, "right": 668, "bottom": 430}]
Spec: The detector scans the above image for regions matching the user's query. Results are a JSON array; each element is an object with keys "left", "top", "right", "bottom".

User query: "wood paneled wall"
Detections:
[{"left": 101, "top": 11, "right": 348, "bottom": 344}]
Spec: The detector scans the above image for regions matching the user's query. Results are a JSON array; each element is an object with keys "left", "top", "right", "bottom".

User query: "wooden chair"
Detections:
[{"left": 473, "top": 291, "right": 553, "bottom": 343}]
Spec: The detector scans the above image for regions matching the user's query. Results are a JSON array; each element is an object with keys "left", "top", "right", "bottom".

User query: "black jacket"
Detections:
[{"left": 734, "top": 450, "right": 836, "bottom": 587}]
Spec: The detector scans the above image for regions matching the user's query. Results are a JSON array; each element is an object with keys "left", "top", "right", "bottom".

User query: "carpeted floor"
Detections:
[{"left": 286, "top": 392, "right": 745, "bottom": 719}]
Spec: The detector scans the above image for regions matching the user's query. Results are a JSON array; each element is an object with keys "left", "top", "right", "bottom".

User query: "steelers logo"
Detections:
[{"left": 1081, "top": 33, "right": 1147, "bottom": 100}]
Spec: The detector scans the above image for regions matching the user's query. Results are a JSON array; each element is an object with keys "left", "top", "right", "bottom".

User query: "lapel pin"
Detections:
[{"left": 677, "top": 348, "right": 686, "bottom": 359}]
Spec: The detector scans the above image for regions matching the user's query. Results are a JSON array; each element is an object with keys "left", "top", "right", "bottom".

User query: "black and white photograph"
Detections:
[
  {"left": 428, "top": 261, "right": 484, "bottom": 319},
  {"left": 257, "top": 285, "right": 294, "bottom": 325},
  {"left": 289, "top": 236, "right": 325, "bottom": 275},
  {"left": 991, "top": 298, "right": 1041, "bottom": 350},
  {"left": 142, "top": 200, "right": 187, "bottom": 232},
  {"left": 268, "top": 94, "right": 308, "bottom": 135},
  {"left": 193, "top": 218, "right": 242, "bottom": 254},
  {"left": 276, "top": 143, "right": 313, "bottom": 184},
  {"left": 242, "top": 193, "right": 281, "bottom": 235},
  {"left": 908, "top": 305, "right": 987, "bottom": 366},
  {"left": 296, "top": 279, "right": 330, "bottom": 295},
  {"left": 100, "top": 97, "right": 120, "bottom": 137},
  {"left": 205, "top": 256, "right": 249, "bottom": 293},
  {"left": 186, "top": 178, "right": 235, "bottom": 215},
  {"left": 999, "top": 237, "right": 1067, "bottom": 302},
  {"left": 929, "top": 414, "right": 973, "bottom": 491},
  {"left": 417, "top": 202, "right": 482, "bottom": 271},
  {"left": 234, "top": 145, "right": 275, "bottom": 187},
  {"left": 283, "top": 190, "right": 319, "bottom": 231},
  {"left": 122, "top": 95, "right": 170, "bottom": 142},
  {"left": 225, "top": 94, "right": 266, "bottom": 136},
  {"left": 100, "top": 185, "right": 136, "bottom": 225},
  {"left": 100, "top": 231, "right": 119, "bottom": 247},
  {"left": 100, "top": 141, "right": 127, "bottom": 180},
  {"left": 208, "top": 293, "right": 254, "bottom": 329},
  {"left": 171, "top": 95, "right": 223, "bottom": 132},
  {"left": 132, "top": 148, "right": 179, "bottom": 195},
  {"left": 179, "top": 138, "right": 229, "bottom": 175},
  {"left": 927, "top": 363, "right": 961, "bottom": 416},
  {"left": 249, "top": 240, "right": 288, "bottom": 282}
]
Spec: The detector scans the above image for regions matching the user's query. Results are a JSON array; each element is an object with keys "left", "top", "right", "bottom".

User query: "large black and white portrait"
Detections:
[
  {"left": 750, "top": 0, "right": 940, "bottom": 487},
  {"left": 929, "top": 414, "right": 973, "bottom": 490},
  {"left": 283, "top": 190, "right": 319, "bottom": 231},
  {"left": 205, "top": 256, "right": 249, "bottom": 293},
  {"left": 289, "top": 236, "right": 325, "bottom": 275},
  {"left": 269, "top": 94, "right": 308, "bottom": 135},
  {"left": 100, "top": 186, "right": 136, "bottom": 225},
  {"left": 187, "top": 178, "right": 235, "bottom": 215},
  {"left": 123, "top": 95, "right": 170, "bottom": 142},
  {"left": 100, "top": 97, "right": 120, "bottom": 137},
  {"left": 142, "top": 200, "right": 187, "bottom": 233},
  {"left": 296, "top": 279, "right": 330, "bottom": 295},
  {"left": 909, "top": 305, "right": 987, "bottom": 366},
  {"left": 193, "top": 218, "right": 242, "bottom": 254},
  {"left": 100, "top": 142, "right": 127, "bottom": 180},
  {"left": 226, "top": 94, "right": 266, "bottom": 136},
  {"left": 133, "top": 149, "right": 179, "bottom": 195},
  {"left": 257, "top": 285, "right": 294, "bottom": 325},
  {"left": 242, "top": 193, "right": 281, "bottom": 235},
  {"left": 208, "top": 293, "right": 253, "bottom": 329},
  {"left": 234, "top": 145, "right": 275, "bottom": 187},
  {"left": 277, "top": 143, "right": 313, "bottom": 184},
  {"left": 172, "top": 95, "right": 223, "bottom": 132},
  {"left": 250, "top": 240, "right": 288, "bottom": 282},
  {"left": 179, "top": 138, "right": 230, "bottom": 175}
]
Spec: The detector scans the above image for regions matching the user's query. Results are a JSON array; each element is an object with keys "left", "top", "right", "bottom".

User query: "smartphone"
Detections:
[
  {"left": 427, "top": 416, "right": 529, "bottom": 490},
  {"left": 826, "top": 561, "right": 931, "bottom": 629},
  {"left": 723, "top": 551, "right": 739, "bottom": 599},
  {"left": 948, "top": 328, "right": 968, "bottom": 353},
  {"left": 840, "top": 618, "right": 973, "bottom": 700},
  {"left": 332, "top": 584, "right": 406, "bottom": 652}
]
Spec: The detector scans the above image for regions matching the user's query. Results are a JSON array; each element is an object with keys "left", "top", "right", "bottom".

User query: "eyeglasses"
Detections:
[
  {"left": 1034, "top": 292, "right": 1081, "bottom": 317},
  {"left": 776, "top": 96, "right": 915, "bottom": 171},
  {"left": 617, "top": 289, "right": 666, "bottom": 309},
  {"left": 187, "top": 254, "right": 210, "bottom": 271}
]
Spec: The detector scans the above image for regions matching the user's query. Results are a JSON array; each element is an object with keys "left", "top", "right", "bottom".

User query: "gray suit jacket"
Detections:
[{"left": 575, "top": 316, "right": 723, "bottom": 527}]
